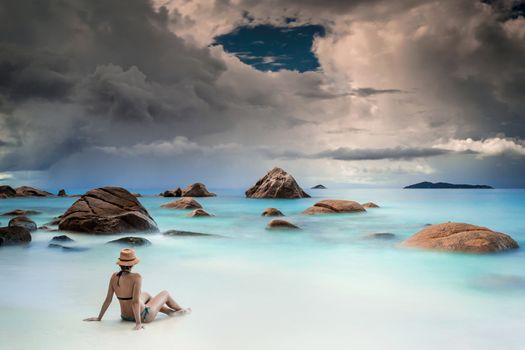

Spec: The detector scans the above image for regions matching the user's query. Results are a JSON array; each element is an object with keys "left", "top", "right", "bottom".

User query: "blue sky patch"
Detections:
[{"left": 214, "top": 24, "right": 325, "bottom": 72}]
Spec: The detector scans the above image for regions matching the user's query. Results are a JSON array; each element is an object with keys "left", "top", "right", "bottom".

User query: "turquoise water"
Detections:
[{"left": 1, "top": 189, "right": 525, "bottom": 350}]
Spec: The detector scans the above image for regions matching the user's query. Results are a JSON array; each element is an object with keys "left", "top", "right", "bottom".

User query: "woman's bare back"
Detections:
[{"left": 111, "top": 272, "right": 143, "bottom": 318}]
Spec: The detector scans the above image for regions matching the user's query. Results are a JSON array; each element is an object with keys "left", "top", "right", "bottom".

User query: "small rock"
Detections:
[
  {"left": 8, "top": 216, "right": 37, "bottom": 232},
  {"left": 161, "top": 197, "right": 202, "bottom": 209},
  {"left": 162, "top": 188, "right": 182, "bottom": 197},
  {"left": 311, "top": 184, "right": 327, "bottom": 189},
  {"left": 107, "top": 237, "right": 151, "bottom": 246},
  {"left": 57, "top": 189, "right": 67, "bottom": 197},
  {"left": 0, "top": 226, "right": 32, "bottom": 246},
  {"left": 1, "top": 209, "right": 41, "bottom": 216},
  {"left": 163, "top": 230, "right": 215, "bottom": 237},
  {"left": 261, "top": 208, "right": 284, "bottom": 217},
  {"left": 187, "top": 209, "right": 212, "bottom": 217},
  {"left": 362, "top": 202, "right": 379, "bottom": 208},
  {"left": 51, "top": 235, "right": 74, "bottom": 243},
  {"left": 182, "top": 183, "right": 216, "bottom": 197},
  {"left": 266, "top": 219, "right": 300, "bottom": 230}
]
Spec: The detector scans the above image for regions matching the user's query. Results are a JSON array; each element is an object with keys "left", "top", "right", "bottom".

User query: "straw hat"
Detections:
[{"left": 116, "top": 248, "right": 140, "bottom": 266}]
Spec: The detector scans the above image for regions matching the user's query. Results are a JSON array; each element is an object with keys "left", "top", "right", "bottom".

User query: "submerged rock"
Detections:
[
  {"left": 246, "top": 167, "right": 310, "bottom": 199},
  {"left": 0, "top": 226, "right": 32, "bottom": 246},
  {"left": 57, "top": 189, "right": 67, "bottom": 197},
  {"left": 51, "top": 235, "right": 74, "bottom": 243},
  {"left": 187, "top": 209, "right": 212, "bottom": 217},
  {"left": 402, "top": 222, "right": 519, "bottom": 253},
  {"left": 303, "top": 200, "right": 366, "bottom": 215},
  {"left": 362, "top": 202, "right": 379, "bottom": 208},
  {"left": 163, "top": 230, "right": 215, "bottom": 237},
  {"left": 48, "top": 243, "right": 88, "bottom": 252},
  {"left": 366, "top": 233, "right": 396, "bottom": 240},
  {"left": 182, "top": 183, "right": 216, "bottom": 197},
  {"left": 15, "top": 186, "right": 53, "bottom": 197},
  {"left": 266, "top": 219, "right": 300, "bottom": 230},
  {"left": 311, "top": 184, "right": 327, "bottom": 189},
  {"left": 161, "top": 197, "right": 202, "bottom": 209},
  {"left": 107, "top": 237, "right": 151, "bottom": 246},
  {"left": 8, "top": 216, "right": 37, "bottom": 232},
  {"left": 58, "top": 187, "right": 158, "bottom": 234},
  {"left": 261, "top": 208, "right": 284, "bottom": 217},
  {"left": 1, "top": 209, "right": 41, "bottom": 216},
  {"left": 0, "top": 185, "right": 16, "bottom": 198}
]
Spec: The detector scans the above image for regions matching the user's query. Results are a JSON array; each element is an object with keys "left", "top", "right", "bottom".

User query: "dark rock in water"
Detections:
[
  {"left": 246, "top": 167, "right": 310, "bottom": 199},
  {"left": 51, "top": 235, "right": 74, "bottom": 243},
  {"left": 266, "top": 219, "right": 300, "bottom": 230},
  {"left": 48, "top": 243, "right": 88, "bottom": 252},
  {"left": 404, "top": 181, "right": 493, "bottom": 189},
  {"left": 311, "top": 184, "right": 327, "bottom": 189},
  {"left": 57, "top": 189, "right": 67, "bottom": 197},
  {"left": 107, "top": 236, "right": 151, "bottom": 246},
  {"left": 161, "top": 197, "right": 202, "bottom": 209},
  {"left": 261, "top": 208, "right": 284, "bottom": 217},
  {"left": 366, "top": 233, "right": 396, "bottom": 239},
  {"left": 303, "top": 200, "right": 366, "bottom": 215},
  {"left": 0, "top": 226, "right": 32, "bottom": 246},
  {"left": 187, "top": 209, "right": 212, "bottom": 217},
  {"left": 402, "top": 222, "right": 519, "bottom": 253},
  {"left": 182, "top": 183, "right": 216, "bottom": 197},
  {"left": 15, "top": 186, "right": 53, "bottom": 197},
  {"left": 2, "top": 209, "right": 41, "bottom": 216},
  {"left": 8, "top": 216, "right": 37, "bottom": 232},
  {"left": 163, "top": 230, "right": 215, "bottom": 237},
  {"left": 162, "top": 188, "right": 182, "bottom": 197},
  {"left": 362, "top": 202, "right": 379, "bottom": 208},
  {"left": 0, "top": 185, "right": 16, "bottom": 198},
  {"left": 58, "top": 187, "right": 158, "bottom": 234}
]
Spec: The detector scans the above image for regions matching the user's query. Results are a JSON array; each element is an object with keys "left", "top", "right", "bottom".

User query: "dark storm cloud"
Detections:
[{"left": 314, "top": 147, "right": 450, "bottom": 161}]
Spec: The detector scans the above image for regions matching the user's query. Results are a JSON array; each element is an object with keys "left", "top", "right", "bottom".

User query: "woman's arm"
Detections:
[
  {"left": 131, "top": 274, "right": 143, "bottom": 330},
  {"left": 84, "top": 275, "right": 114, "bottom": 321}
]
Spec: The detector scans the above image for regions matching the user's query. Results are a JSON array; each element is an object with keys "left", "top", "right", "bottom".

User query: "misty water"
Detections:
[{"left": 1, "top": 188, "right": 525, "bottom": 350}]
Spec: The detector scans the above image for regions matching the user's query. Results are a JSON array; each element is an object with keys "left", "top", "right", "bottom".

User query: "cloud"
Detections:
[
  {"left": 312, "top": 147, "right": 449, "bottom": 161},
  {"left": 0, "top": 172, "right": 13, "bottom": 181},
  {"left": 433, "top": 137, "right": 525, "bottom": 157}
]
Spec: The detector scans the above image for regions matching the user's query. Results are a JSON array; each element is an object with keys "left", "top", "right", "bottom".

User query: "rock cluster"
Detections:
[{"left": 246, "top": 167, "right": 310, "bottom": 199}]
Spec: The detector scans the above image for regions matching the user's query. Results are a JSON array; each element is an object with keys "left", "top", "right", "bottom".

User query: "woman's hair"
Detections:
[{"left": 119, "top": 265, "right": 132, "bottom": 272}]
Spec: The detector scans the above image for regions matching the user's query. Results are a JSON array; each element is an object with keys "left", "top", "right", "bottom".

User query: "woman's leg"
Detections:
[{"left": 143, "top": 290, "right": 183, "bottom": 323}]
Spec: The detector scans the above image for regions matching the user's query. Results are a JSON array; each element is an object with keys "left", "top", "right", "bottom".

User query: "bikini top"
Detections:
[{"left": 116, "top": 270, "right": 133, "bottom": 300}]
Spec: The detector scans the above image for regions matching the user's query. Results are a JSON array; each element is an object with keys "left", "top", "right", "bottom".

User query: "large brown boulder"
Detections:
[
  {"left": 246, "top": 167, "right": 310, "bottom": 199},
  {"left": 0, "top": 185, "right": 16, "bottom": 198},
  {"left": 402, "top": 222, "right": 519, "bottom": 253},
  {"left": 161, "top": 197, "right": 202, "bottom": 209},
  {"left": 8, "top": 216, "right": 37, "bottom": 232},
  {"left": 15, "top": 186, "right": 53, "bottom": 197},
  {"left": 58, "top": 187, "right": 158, "bottom": 234},
  {"left": 182, "top": 183, "right": 216, "bottom": 197},
  {"left": 0, "top": 226, "right": 32, "bottom": 246},
  {"left": 303, "top": 200, "right": 366, "bottom": 214}
]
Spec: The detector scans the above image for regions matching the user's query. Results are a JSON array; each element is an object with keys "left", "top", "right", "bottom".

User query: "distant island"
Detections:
[
  {"left": 404, "top": 181, "right": 493, "bottom": 189},
  {"left": 311, "top": 184, "right": 327, "bottom": 189}
]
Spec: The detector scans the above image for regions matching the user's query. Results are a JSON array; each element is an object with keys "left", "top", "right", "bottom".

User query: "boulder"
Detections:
[
  {"left": 311, "top": 184, "right": 327, "bottom": 189},
  {"left": 266, "top": 219, "right": 300, "bottom": 230},
  {"left": 51, "top": 235, "right": 74, "bottom": 243},
  {"left": 58, "top": 187, "right": 158, "bottom": 234},
  {"left": 0, "top": 226, "right": 32, "bottom": 246},
  {"left": 1, "top": 209, "right": 41, "bottom": 216},
  {"left": 107, "top": 237, "right": 151, "bottom": 246},
  {"left": 162, "top": 188, "right": 182, "bottom": 197},
  {"left": 8, "top": 216, "right": 37, "bottom": 232},
  {"left": 15, "top": 186, "right": 53, "bottom": 197},
  {"left": 246, "top": 167, "right": 310, "bottom": 199},
  {"left": 261, "top": 208, "right": 284, "bottom": 217},
  {"left": 0, "top": 185, "right": 16, "bottom": 198},
  {"left": 57, "top": 189, "right": 67, "bottom": 197},
  {"left": 163, "top": 230, "right": 215, "bottom": 237},
  {"left": 161, "top": 197, "right": 202, "bottom": 209},
  {"left": 182, "top": 183, "right": 216, "bottom": 197},
  {"left": 402, "top": 222, "right": 519, "bottom": 253},
  {"left": 303, "top": 200, "right": 366, "bottom": 215},
  {"left": 187, "top": 209, "right": 212, "bottom": 217},
  {"left": 362, "top": 202, "right": 379, "bottom": 208}
]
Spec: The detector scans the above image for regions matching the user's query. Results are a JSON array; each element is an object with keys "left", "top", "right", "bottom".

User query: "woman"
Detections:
[{"left": 84, "top": 248, "right": 190, "bottom": 330}]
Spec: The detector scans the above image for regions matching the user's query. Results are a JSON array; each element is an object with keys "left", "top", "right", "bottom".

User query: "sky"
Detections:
[{"left": 0, "top": 0, "right": 525, "bottom": 189}]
